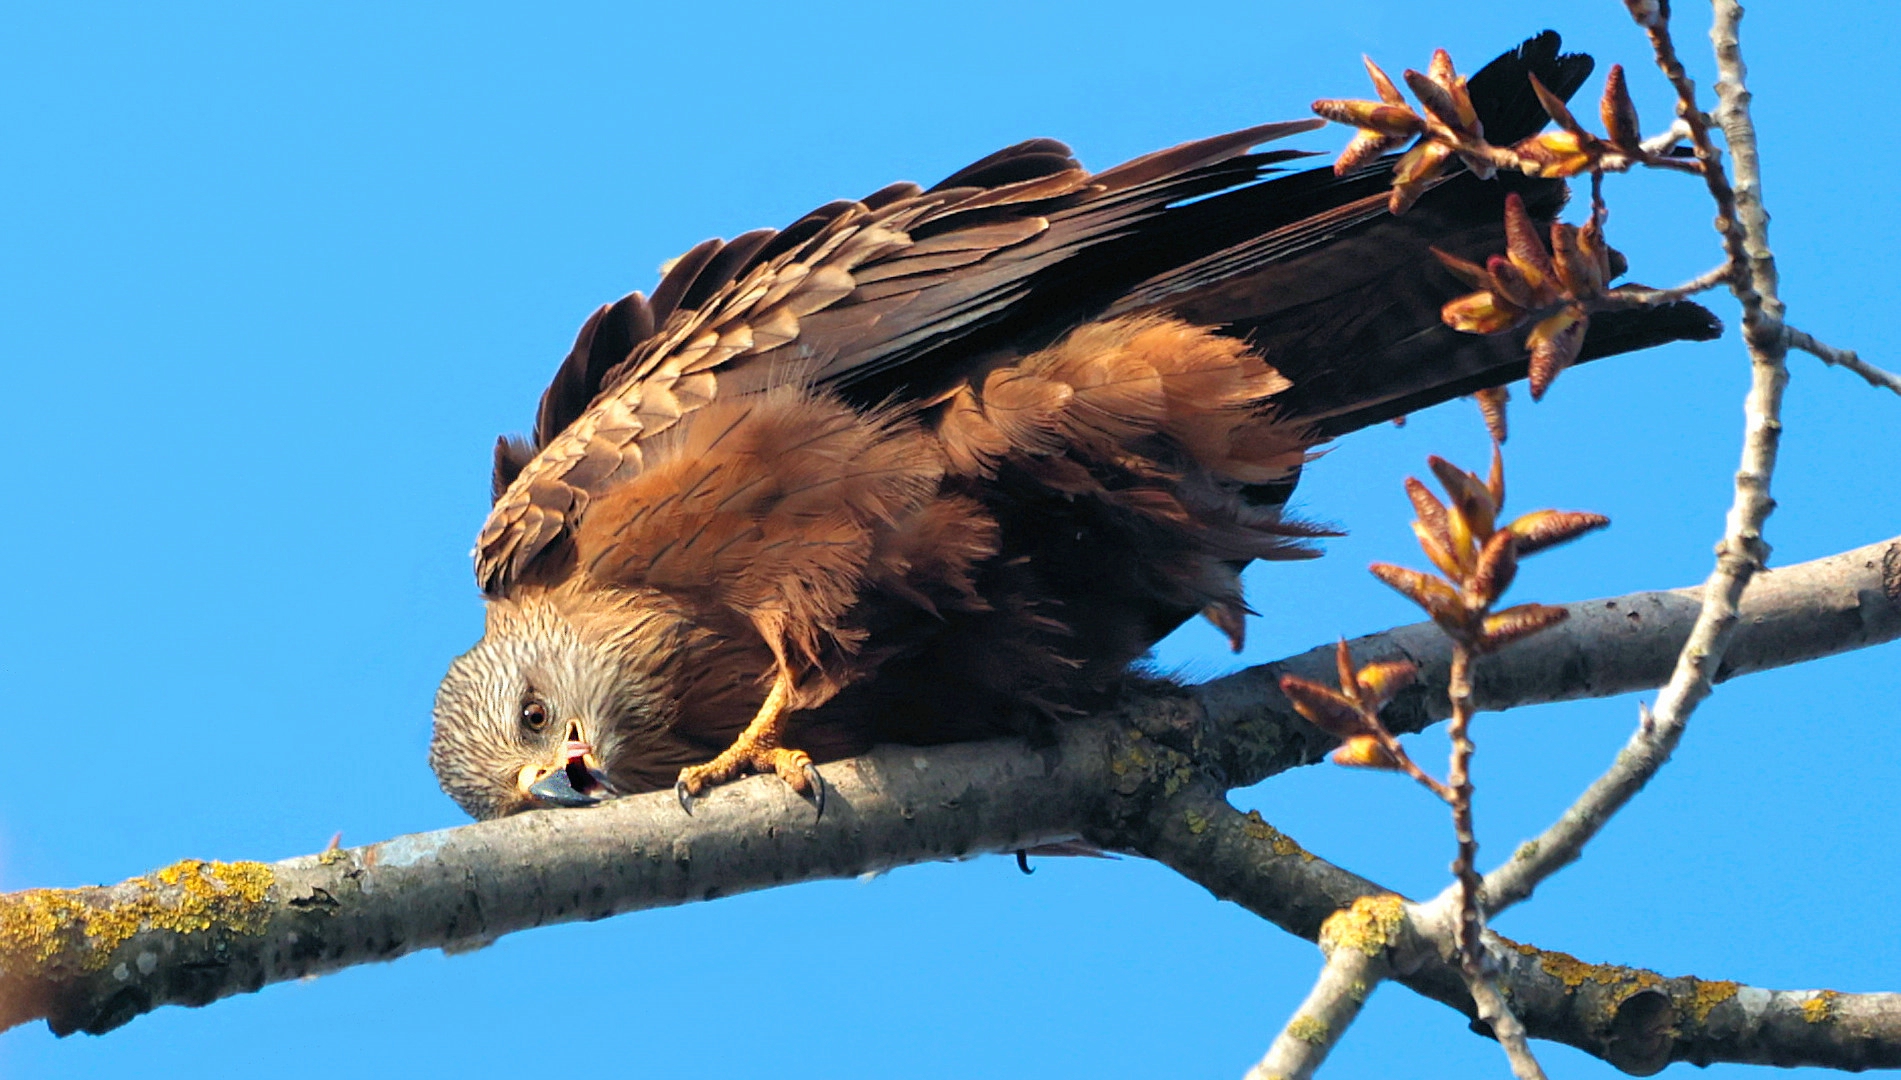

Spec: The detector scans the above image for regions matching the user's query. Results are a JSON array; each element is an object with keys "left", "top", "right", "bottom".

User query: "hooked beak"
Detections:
[{"left": 519, "top": 725, "right": 614, "bottom": 809}]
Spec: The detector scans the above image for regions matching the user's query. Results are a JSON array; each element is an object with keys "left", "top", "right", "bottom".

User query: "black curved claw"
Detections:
[
  {"left": 1016, "top": 850, "right": 1035, "bottom": 875},
  {"left": 802, "top": 762, "right": 826, "bottom": 821},
  {"left": 674, "top": 778, "right": 695, "bottom": 815}
]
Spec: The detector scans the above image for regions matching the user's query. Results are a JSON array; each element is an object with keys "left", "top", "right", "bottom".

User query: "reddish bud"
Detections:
[
  {"left": 1354, "top": 660, "right": 1418, "bottom": 708},
  {"left": 1479, "top": 603, "right": 1570, "bottom": 650},
  {"left": 1551, "top": 222, "right": 1605, "bottom": 298},
  {"left": 1428, "top": 455, "right": 1498, "bottom": 541},
  {"left": 1502, "top": 193, "right": 1557, "bottom": 292},
  {"left": 1335, "top": 638, "right": 1360, "bottom": 705},
  {"left": 1601, "top": 65, "right": 1642, "bottom": 151},
  {"left": 1505, "top": 509, "right": 1610, "bottom": 555},
  {"left": 1312, "top": 99, "right": 1427, "bottom": 137},
  {"left": 1431, "top": 247, "right": 1492, "bottom": 291},
  {"left": 1404, "top": 68, "right": 1465, "bottom": 130},
  {"left": 1475, "top": 387, "right": 1509, "bottom": 444},
  {"left": 1334, "top": 129, "right": 1409, "bottom": 176},
  {"left": 1404, "top": 475, "right": 1451, "bottom": 540},
  {"left": 1280, "top": 674, "right": 1370, "bottom": 739},
  {"left": 1469, "top": 528, "right": 1520, "bottom": 606},
  {"left": 1332, "top": 734, "right": 1403, "bottom": 770},
  {"left": 1526, "top": 306, "right": 1589, "bottom": 399},
  {"left": 1441, "top": 289, "right": 1525, "bottom": 334},
  {"left": 1527, "top": 72, "right": 1586, "bottom": 135},
  {"left": 1412, "top": 519, "right": 1465, "bottom": 579},
  {"left": 1492, "top": 253, "right": 1551, "bottom": 310},
  {"left": 1389, "top": 140, "right": 1453, "bottom": 214},
  {"left": 1578, "top": 213, "right": 1617, "bottom": 286},
  {"left": 1365, "top": 56, "right": 1407, "bottom": 104},
  {"left": 1369, "top": 562, "right": 1465, "bottom": 627},
  {"left": 1512, "top": 130, "right": 1596, "bottom": 178}
]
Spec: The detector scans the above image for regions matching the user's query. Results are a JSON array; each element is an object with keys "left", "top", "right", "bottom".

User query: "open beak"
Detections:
[{"left": 520, "top": 727, "right": 614, "bottom": 808}]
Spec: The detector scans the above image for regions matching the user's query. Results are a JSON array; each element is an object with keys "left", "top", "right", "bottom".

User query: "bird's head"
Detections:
[{"left": 430, "top": 600, "right": 666, "bottom": 820}]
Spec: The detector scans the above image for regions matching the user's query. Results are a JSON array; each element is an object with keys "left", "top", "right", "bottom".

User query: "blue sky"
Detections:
[{"left": 3, "top": 2, "right": 1897, "bottom": 1077}]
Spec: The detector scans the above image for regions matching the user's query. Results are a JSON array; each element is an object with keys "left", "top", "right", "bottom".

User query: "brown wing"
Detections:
[
  {"left": 476, "top": 32, "right": 1721, "bottom": 598},
  {"left": 475, "top": 120, "right": 1324, "bottom": 596}
]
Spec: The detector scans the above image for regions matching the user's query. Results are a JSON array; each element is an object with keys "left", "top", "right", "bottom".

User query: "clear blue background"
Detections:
[{"left": 3, "top": 2, "right": 1896, "bottom": 1078}]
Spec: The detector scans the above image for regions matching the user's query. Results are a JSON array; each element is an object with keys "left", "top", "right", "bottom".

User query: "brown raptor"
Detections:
[{"left": 428, "top": 32, "right": 1718, "bottom": 821}]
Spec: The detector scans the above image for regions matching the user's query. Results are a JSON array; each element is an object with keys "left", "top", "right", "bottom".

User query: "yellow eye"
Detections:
[{"left": 520, "top": 700, "right": 550, "bottom": 732}]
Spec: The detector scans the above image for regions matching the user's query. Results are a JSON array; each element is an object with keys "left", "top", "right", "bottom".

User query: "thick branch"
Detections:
[
  {"left": 1199, "top": 535, "right": 1901, "bottom": 787},
  {"left": 2, "top": 538, "right": 1895, "bottom": 1045},
  {"left": 0, "top": 730, "right": 1114, "bottom": 1037}
]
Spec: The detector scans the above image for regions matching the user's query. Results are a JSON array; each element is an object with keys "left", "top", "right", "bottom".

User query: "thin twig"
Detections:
[
  {"left": 1624, "top": 0, "right": 1748, "bottom": 276},
  {"left": 1606, "top": 261, "right": 1735, "bottom": 307},
  {"left": 1481, "top": 0, "right": 1792, "bottom": 916},
  {"left": 1467, "top": 973, "right": 1549, "bottom": 1080},
  {"left": 1787, "top": 325, "right": 1901, "bottom": 396},
  {"left": 1639, "top": 118, "right": 1693, "bottom": 154},
  {"left": 1444, "top": 645, "right": 1484, "bottom": 973}
]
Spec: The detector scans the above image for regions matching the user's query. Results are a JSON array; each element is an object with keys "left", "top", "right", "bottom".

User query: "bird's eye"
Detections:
[{"left": 520, "top": 700, "right": 550, "bottom": 732}]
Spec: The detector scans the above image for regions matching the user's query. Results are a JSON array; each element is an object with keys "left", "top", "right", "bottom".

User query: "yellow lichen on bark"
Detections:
[
  {"left": 1319, "top": 894, "right": 1407, "bottom": 957},
  {"left": 1241, "top": 810, "right": 1317, "bottom": 862},
  {"left": 0, "top": 860, "right": 274, "bottom": 979},
  {"left": 1286, "top": 1014, "right": 1331, "bottom": 1044},
  {"left": 1522, "top": 943, "right": 1663, "bottom": 1004},
  {"left": 1803, "top": 990, "right": 1840, "bottom": 1023},
  {"left": 1690, "top": 979, "right": 1741, "bottom": 1022}
]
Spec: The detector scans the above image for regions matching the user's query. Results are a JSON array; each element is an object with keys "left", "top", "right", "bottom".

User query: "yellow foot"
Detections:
[
  {"left": 674, "top": 744, "right": 824, "bottom": 817},
  {"left": 673, "top": 667, "right": 825, "bottom": 817}
]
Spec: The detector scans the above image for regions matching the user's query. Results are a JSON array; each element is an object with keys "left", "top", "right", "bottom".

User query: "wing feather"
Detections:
[{"left": 473, "top": 34, "right": 1711, "bottom": 597}]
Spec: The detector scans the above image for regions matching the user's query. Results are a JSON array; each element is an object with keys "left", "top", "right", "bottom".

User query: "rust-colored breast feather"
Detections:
[{"left": 548, "top": 314, "right": 1320, "bottom": 763}]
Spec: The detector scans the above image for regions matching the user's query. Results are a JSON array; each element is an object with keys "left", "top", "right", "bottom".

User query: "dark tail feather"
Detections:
[
  {"left": 1308, "top": 301, "right": 1722, "bottom": 437},
  {"left": 1110, "top": 32, "right": 1719, "bottom": 437},
  {"left": 1466, "top": 30, "right": 1596, "bottom": 146}
]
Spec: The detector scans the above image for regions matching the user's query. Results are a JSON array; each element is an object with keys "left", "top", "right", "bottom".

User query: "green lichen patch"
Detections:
[
  {"left": 1109, "top": 732, "right": 1194, "bottom": 798},
  {"left": 1287, "top": 1013, "right": 1331, "bottom": 1044},
  {"left": 0, "top": 860, "right": 274, "bottom": 979},
  {"left": 1319, "top": 894, "right": 1407, "bottom": 957}
]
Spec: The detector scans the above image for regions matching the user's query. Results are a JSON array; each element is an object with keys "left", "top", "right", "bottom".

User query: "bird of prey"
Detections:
[{"left": 429, "top": 33, "right": 1717, "bottom": 821}]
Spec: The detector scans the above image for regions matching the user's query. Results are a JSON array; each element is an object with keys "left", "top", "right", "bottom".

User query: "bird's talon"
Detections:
[
  {"left": 803, "top": 762, "right": 826, "bottom": 820},
  {"left": 675, "top": 777, "right": 695, "bottom": 815}
]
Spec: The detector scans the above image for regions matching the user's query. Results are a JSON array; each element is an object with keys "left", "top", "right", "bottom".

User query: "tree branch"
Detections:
[
  {"left": 1248, "top": 898, "right": 1397, "bottom": 1080},
  {"left": 2, "top": 537, "right": 1896, "bottom": 1054},
  {"left": 1199, "top": 534, "right": 1901, "bottom": 788},
  {"left": 1785, "top": 325, "right": 1901, "bottom": 396},
  {"left": 1134, "top": 790, "right": 1901, "bottom": 1075}
]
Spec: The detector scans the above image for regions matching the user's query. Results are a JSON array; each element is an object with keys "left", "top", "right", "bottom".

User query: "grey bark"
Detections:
[{"left": 2, "top": 535, "right": 1896, "bottom": 1072}]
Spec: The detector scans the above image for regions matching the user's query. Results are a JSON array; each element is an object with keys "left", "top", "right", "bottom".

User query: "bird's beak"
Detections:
[{"left": 518, "top": 726, "right": 613, "bottom": 808}]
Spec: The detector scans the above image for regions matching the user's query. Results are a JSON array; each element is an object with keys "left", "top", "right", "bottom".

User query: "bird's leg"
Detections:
[{"left": 674, "top": 663, "right": 824, "bottom": 816}]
